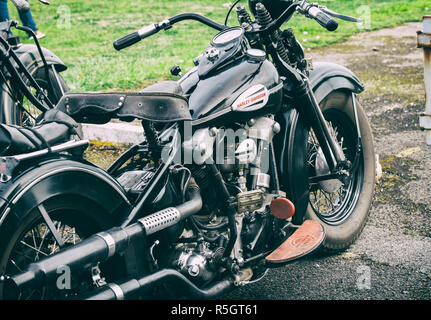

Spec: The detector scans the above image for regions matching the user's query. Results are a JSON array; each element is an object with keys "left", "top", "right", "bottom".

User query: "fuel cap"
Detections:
[{"left": 246, "top": 48, "right": 266, "bottom": 62}]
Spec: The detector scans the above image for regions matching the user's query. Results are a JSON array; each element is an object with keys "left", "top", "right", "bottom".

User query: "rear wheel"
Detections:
[
  {"left": 0, "top": 196, "right": 124, "bottom": 299},
  {"left": 287, "top": 90, "right": 375, "bottom": 252}
]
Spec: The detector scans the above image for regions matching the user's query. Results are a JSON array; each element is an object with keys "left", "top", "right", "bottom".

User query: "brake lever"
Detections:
[{"left": 319, "top": 6, "right": 362, "bottom": 23}]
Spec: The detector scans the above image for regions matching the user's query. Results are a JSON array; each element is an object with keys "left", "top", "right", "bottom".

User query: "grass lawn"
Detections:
[{"left": 5, "top": 0, "right": 430, "bottom": 92}]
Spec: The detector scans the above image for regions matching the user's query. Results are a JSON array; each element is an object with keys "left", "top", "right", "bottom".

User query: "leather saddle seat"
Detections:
[
  {"left": 56, "top": 81, "right": 190, "bottom": 125},
  {"left": 139, "top": 81, "right": 183, "bottom": 95},
  {"left": 0, "top": 82, "right": 189, "bottom": 156}
]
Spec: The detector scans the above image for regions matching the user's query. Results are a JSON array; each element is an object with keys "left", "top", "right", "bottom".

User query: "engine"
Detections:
[
  {"left": 173, "top": 240, "right": 225, "bottom": 286},
  {"left": 118, "top": 117, "right": 285, "bottom": 287},
  {"left": 171, "top": 117, "right": 284, "bottom": 284}
]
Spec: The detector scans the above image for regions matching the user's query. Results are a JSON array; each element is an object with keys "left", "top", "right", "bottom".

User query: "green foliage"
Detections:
[{"left": 7, "top": 0, "right": 429, "bottom": 91}]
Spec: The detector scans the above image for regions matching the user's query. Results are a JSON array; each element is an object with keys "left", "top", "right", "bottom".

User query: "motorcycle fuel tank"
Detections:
[{"left": 180, "top": 28, "right": 283, "bottom": 128}]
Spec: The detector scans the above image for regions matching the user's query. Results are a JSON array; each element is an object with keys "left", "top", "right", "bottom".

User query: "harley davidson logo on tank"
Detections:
[{"left": 232, "top": 85, "right": 269, "bottom": 112}]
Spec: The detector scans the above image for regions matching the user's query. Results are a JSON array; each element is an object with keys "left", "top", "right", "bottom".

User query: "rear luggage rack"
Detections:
[
  {"left": 0, "top": 139, "right": 89, "bottom": 182},
  {"left": 7, "top": 139, "right": 88, "bottom": 161}
]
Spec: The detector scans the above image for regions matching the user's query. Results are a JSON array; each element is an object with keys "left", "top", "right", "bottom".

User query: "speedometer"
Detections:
[{"left": 211, "top": 27, "right": 244, "bottom": 46}]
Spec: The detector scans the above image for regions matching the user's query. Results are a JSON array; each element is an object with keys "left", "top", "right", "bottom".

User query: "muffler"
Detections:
[
  {"left": 4, "top": 180, "right": 202, "bottom": 299},
  {"left": 84, "top": 269, "right": 234, "bottom": 300}
]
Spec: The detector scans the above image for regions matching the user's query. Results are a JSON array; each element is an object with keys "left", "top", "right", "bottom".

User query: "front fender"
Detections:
[
  {"left": 0, "top": 158, "right": 131, "bottom": 230},
  {"left": 308, "top": 62, "right": 364, "bottom": 104},
  {"left": 13, "top": 44, "right": 67, "bottom": 73}
]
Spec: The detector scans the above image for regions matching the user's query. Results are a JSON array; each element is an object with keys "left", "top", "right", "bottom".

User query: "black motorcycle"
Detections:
[
  {"left": 0, "top": 0, "right": 375, "bottom": 300},
  {"left": 0, "top": 19, "right": 68, "bottom": 127}
]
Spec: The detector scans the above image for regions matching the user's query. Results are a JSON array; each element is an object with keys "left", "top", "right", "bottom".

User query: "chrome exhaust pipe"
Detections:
[
  {"left": 4, "top": 180, "right": 202, "bottom": 299},
  {"left": 84, "top": 269, "right": 234, "bottom": 300}
]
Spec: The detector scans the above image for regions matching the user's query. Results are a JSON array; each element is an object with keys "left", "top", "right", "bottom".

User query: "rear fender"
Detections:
[{"left": 0, "top": 158, "right": 131, "bottom": 231}]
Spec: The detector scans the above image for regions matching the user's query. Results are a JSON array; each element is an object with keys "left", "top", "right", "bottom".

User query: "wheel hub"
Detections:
[{"left": 314, "top": 147, "right": 343, "bottom": 193}]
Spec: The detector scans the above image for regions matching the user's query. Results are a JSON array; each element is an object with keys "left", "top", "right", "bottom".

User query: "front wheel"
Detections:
[
  {"left": 287, "top": 90, "right": 376, "bottom": 252},
  {"left": 15, "top": 66, "right": 69, "bottom": 126}
]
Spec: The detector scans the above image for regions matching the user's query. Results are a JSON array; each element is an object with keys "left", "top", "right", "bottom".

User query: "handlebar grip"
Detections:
[
  {"left": 308, "top": 7, "right": 338, "bottom": 31},
  {"left": 113, "top": 24, "right": 159, "bottom": 51},
  {"left": 113, "top": 32, "right": 141, "bottom": 51}
]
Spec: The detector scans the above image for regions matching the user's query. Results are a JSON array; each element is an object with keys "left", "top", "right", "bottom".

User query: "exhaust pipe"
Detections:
[
  {"left": 84, "top": 269, "right": 234, "bottom": 300},
  {"left": 4, "top": 180, "right": 202, "bottom": 299}
]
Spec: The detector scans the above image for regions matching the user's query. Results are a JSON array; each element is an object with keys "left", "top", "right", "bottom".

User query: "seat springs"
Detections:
[{"left": 142, "top": 120, "right": 162, "bottom": 161}]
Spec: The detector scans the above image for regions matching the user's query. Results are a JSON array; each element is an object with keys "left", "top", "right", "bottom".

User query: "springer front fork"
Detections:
[
  {"left": 270, "top": 47, "right": 356, "bottom": 184},
  {"left": 296, "top": 81, "right": 358, "bottom": 186},
  {"left": 301, "top": 79, "right": 347, "bottom": 172}
]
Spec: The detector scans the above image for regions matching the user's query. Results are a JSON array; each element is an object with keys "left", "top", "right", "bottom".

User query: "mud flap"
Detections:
[{"left": 265, "top": 220, "right": 325, "bottom": 266}]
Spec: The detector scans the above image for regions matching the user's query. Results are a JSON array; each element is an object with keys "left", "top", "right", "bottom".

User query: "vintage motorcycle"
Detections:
[
  {"left": 0, "top": 19, "right": 68, "bottom": 127},
  {"left": 0, "top": 0, "right": 375, "bottom": 299}
]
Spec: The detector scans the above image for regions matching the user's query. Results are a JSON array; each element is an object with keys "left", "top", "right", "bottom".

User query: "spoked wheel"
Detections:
[
  {"left": 307, "top": 112, "right": 363, "bottom": 225},
  {"left": 287, "top": 90, "right": 376, "bottom": 252},
  {"left": 15, "top": 66, "right": 69, "bottom": 127},
  {"left": 0, "top": 196, "right": 123, "bottom": 300}
]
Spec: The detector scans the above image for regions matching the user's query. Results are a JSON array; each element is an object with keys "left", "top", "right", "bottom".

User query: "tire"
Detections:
[
  {"left": 287, "top": 90, "right": 376, "bottom": 252},
  {"left": 0, "top": 196, "right": 124, "bottom": 300}
]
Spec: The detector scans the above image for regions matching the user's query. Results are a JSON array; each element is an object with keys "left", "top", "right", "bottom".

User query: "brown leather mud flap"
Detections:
[{"left": 265, "top": 220, "right": 325, "bottom": 267}]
